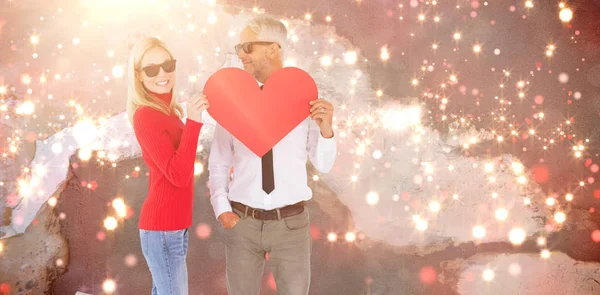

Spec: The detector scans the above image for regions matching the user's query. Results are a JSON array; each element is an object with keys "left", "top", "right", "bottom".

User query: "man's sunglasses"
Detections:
[
  {"left": 234, "top": 42, "right": 281, "bottom": 54},
  {"left": 140, "top": 59, "right": 177, "bottom": 77}
]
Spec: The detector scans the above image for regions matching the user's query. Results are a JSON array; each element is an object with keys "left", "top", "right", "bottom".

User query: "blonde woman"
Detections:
[{"left": 127, "top": 37, "right": 208, "bottom": 295}]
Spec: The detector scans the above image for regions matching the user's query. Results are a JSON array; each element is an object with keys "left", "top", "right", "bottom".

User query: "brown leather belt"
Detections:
[{"left": 231, "top": 201, "right": 306, "bottom": 220}]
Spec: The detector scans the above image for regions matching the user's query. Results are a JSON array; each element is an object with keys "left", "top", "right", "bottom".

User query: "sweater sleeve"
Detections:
[{"left": 133, "top": 107, "right": 203, "bottom": 187}]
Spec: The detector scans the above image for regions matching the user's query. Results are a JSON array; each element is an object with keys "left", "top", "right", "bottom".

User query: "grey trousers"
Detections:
[{"left": 225, "top": 206, "right": 312, "bottom": 295}]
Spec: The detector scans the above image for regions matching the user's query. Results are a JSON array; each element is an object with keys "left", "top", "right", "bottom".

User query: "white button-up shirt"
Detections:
[{"left": 208, "top": 117, "right": 337, "bottom": 219}]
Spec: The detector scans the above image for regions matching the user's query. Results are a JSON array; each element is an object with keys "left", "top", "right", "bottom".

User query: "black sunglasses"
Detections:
[
  {"left": 234, "top": 42, "right": 281, "bottom": 54},
  {"left": 141, "top": 59, "right": 177, "bottom": 77}
]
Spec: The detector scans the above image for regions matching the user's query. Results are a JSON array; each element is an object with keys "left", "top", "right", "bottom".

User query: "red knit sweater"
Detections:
[{"left": 133, "top": 92, "right": 202, "bottom": 230}]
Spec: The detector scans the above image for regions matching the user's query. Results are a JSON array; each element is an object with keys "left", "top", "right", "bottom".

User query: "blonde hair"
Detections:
[
  {"left": 247, "top": 15, "right": 288, "bottom": 60},
  {"left": 126, "top": 37, "right": 183, "bottom": 124}
]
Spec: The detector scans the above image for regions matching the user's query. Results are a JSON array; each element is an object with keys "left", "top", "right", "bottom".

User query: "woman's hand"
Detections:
[{"left": 186, "top": 94, "right": 209, "bottom": 122}]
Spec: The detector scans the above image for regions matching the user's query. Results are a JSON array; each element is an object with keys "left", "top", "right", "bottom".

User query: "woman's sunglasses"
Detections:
[
  {"left": 141, "top": 59, "right": 177, "bottom": 77},
  {"left": 234, "top": 42, "right": 281, "bottom": 54}
]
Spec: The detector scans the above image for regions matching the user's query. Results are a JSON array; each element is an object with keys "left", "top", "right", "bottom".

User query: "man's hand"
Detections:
[
  {"left": 218, "top": 211, "right": 240, "bottom": 229},
  {"left": 309, "top": 98, "right": 334, "bottom": 138}
]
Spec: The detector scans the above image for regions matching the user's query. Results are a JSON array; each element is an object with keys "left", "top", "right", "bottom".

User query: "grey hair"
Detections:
[{"left": 246, "top": 15, "right": 288, "bottom": 60}]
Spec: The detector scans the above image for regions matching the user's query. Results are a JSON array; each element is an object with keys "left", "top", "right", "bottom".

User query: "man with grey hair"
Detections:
[{"left": 208, "top": 15, "right": 337, "bottom": 295}]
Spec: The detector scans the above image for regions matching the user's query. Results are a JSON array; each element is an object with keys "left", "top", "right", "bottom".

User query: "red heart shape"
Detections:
[{"left": 204, "top": 67, "right": 318, "bottom": 157}]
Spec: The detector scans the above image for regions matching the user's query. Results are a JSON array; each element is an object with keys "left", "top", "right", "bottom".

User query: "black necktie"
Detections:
[{"left": 260, "top": 85, "right": 275, "bottom": 194}]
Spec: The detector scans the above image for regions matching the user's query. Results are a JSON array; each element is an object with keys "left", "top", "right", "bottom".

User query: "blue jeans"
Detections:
[{"left": 140, "top": 229, "right": 189, "bottom": 295}]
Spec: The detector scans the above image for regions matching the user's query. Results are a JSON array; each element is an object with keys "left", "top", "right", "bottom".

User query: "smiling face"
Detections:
[
  {"left": 138, "top": 46, "right": 175, "bottom": 94},
  {"left": 237, "top": 26, "right": 281, "bottom": 83}
]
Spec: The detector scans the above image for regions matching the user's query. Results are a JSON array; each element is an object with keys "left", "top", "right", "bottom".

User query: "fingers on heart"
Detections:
[
  {"left": 311, "top": 105, "right": 332, "bottom": 112},
  {"left": 311, "top": 106, "right": 329, "bottom": 112}
]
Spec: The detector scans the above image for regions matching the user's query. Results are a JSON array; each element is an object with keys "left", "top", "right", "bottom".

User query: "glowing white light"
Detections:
[
  {"left": 112, "top": 198, "right": 127, "bottom": 218},
  {"left": 537, "top": 237, "right": 546, "bottom": 246},
  {"left": 381, "top": 106, "right": 421, "bottom": 130},
  {"left": 495, "top": 208, "right": 508, "bottom": 221},
  {"left": 366, "top": 192, "right": 379, "bottom": 205},
  {"left": 424, "top": 163, "right": 434, "bottom": 174},
  {"left": 16, "top": 101, "right": 35, "bottom": 115},
  {"left": 565, "top": 193, "right": 574, "bottom": 201},
  {"left": 112, "top": 65, "right": 124, "bottom": 78},
  {"left": 78, "top": 148, "right": 92, "bottom": 161},
  {"left": 345, "top": 232, "right": 356, "bottom": 242},
  {"left": 415, "top": 218, "right": 428, "bottom": 231},
  {"left": 554, "top": 211, "right": 566, "bottom": 224},
  {"left": 345, "top": 51, "right": 358, "bottom": 64},
  {"left": 525, "top": 1, "right": 534, "bottom": 8},
  {"left": 194, "top": 162, "right": 204, "bottom": 175},
  {"left": 482, "top": 269, "right": 495, "bottom": 281},
  {"left": 558, "top": 73, "right": 569, "bottom": 83},
  {"left": 512, "top": 162, "right": 524, "bottom": 174},
  {"left": 327, "top": 233, "right": 337, "bottom": 242},
  {"left": 18, "top": 180, "right": 33, "bottom": 198},
  {"left": 380, "top": 46, "right": 390, "bottom": 61},
  {"left": 279, "top": 57, "right": 295, "bottom": 67},
  {"left": 473, "top": 225, "right": 486, "bottom": 239},
  {"left": 320, "top": 55, "right": 332, "bottom": 67},
  {"left": 73, "top": 119, "right": 98, "bottom": 147},
  {"left": 429, "top": 201, "right": 441, "bottom": 213},
  {"left": 559, "top": 8, "right": 573, "bottom": 22},
  {"left": 103, "top": 279, "right": 116, "bottom": 293},
  {"left": 372, "top": 150, "right": 383, "bottom": 159},
  {"left": 208, "top": 13, "right": 217, "bottom": 25},
  {"left": 509, "top": 228, "right": 526, "bottom": 245},
  {"left": 540, "top": 249, "right": 551, "bottom": 259},
  {"left": 104, "top": 217, "right": 118, "bottom": 231}
]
